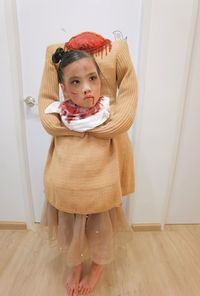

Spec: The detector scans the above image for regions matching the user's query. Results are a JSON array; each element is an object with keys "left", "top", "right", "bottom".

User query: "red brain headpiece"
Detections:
[{"left": 64, "top": 32, "right": 112, "bottom": 57}]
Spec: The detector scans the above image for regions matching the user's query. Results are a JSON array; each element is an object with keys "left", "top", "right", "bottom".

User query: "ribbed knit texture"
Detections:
[{"left": 38, "top": 40, "right": 138, "bottom": 214}]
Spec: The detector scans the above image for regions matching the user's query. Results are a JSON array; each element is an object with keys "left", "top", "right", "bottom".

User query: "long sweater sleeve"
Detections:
[
  {"left": 88, "top": 41, "right": 138, "bottom": 139},
  {"left": 38, "top": 46, "right": 85, "bottom": 138}
]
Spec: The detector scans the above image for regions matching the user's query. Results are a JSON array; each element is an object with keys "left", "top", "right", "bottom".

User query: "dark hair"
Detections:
[{"left": 52, "top": 48, "right": 101, "bottom": 83}]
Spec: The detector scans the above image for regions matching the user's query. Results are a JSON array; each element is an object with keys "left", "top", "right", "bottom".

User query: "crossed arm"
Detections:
[{"left": 38, "top": 41, "right": 138, "bottom": 139}]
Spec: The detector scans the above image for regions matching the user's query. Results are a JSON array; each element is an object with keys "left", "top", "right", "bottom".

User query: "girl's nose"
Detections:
[{"left": 82, "top": 86, "right": 91, "bottom": 95}]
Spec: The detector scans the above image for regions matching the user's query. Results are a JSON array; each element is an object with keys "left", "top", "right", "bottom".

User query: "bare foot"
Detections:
[
  {"left": 65, "top": 263, "right": 82, "bottom": 296},
  {"left": 78, "top": 261, "right": 104, "bottom": 295}
]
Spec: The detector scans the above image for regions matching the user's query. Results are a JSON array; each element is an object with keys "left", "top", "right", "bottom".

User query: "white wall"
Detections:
[
  {"left": 166, "top": 1, "right": 200, "bottom": 223},
  {"left": 16, "top": 0, "right": 143, "bottom": 223},
  {"left": 0, "top": 0, "right": 199, "bottom": 227},
  {"left": 0, "top": 0, "right": 26, "bottom": 221},
  {"left": 0, "top": 0, "right": 34, "bottom": 225},
  {"left": 132, "top": 0, "right": 199, "bottom": 225}
]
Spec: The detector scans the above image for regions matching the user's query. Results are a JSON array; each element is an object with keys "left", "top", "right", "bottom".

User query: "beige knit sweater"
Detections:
[{"left": 38, "top": 40, "right": 138, "bottom": 214}]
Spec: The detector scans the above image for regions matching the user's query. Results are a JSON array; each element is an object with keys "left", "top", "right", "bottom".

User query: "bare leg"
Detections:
[
  {"left": 65, "top": 263, "right": 83, "bottom": 296},
  {"left": 78, "top": 261, "right": 104, "bottom": 295}
]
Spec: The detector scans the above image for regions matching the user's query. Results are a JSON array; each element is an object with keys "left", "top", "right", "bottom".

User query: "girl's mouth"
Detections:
[
  {"left": 84, "top": 96, "right": 94, "bottom": 104},
  {"left": 84, "top": 95, "right": 94, "bottom": 99}
]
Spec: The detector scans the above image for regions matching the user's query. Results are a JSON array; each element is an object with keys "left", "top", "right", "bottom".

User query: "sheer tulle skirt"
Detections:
[{"left": 37, "top": 199, "right": 134, "bottom": 267}]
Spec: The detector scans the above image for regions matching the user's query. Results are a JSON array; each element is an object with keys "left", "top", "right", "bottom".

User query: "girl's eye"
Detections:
[
  {"left": 90, "top": 75, "right": 97, "bottom": 81},
  {"left": 71, "top": 80, "right": 80, "bottom": 85}
]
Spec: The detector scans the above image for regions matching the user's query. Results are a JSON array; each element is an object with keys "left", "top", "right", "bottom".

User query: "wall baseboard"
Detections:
[
  {"left": 0, "top": 221, "right": 162, "bottom": 231},
  {"left": 132, "top": 223, "right": 161, "bottom": 231},
  {"left": 2, "top": 222, "right": 198, "bottom": 232},
  {"left": 0, "top": 222, "right": 27, "bottom": 230}
]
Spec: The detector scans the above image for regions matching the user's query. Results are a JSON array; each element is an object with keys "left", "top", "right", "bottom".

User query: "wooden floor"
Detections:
[{"left": 0, "top": 224, "right": 200, "bottom": 296}]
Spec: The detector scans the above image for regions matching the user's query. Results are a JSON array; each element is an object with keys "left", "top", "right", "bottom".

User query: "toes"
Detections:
[
  {"left": 78, "top": 278, "right": 90, "bottom": 295},
  {"left": 88, "top": 287, "right": 92, "bottom": 294},
  {"left": 84, "top": 288, "right": 89, "bottom": 295},
  {"left": 71, "top": 285, "right": 77, "bottom": 296},
  {"left": 68, "top": 287, "right": 72, "bottom": 296},
  {"left": 73, "top": 287, "right": 79, "bottom": 296},
  {"left": 66, "top": 286, "right": 70, "bottom": 296},
  {"left": 79, "top": 288, "right": 84, "bottom": 295},
  {"left": 78, "top": 284, "right": 84, "bottom": 294},
  {"left": 68, "top": 286, "right": 74, "bottom": 296},
  {"left": 80, "top": 287, "right": 85, "bottom": 295},
  {"left": 87, "top": 288, "right": 91, "bottom": 294},
  {"left": 81, "top": 288, "right": 86, "bottom": 295},
  {"left": 84, "top": 287, "right": 90, "bottom": 295},
  {"left": 78, "top": 285, "right": 82, "bottom": 293}
]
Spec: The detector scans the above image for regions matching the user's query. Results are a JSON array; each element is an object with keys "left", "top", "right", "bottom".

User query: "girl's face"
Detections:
[{"left": 60, "top": 58, "right": 101, "bottom": 108}]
